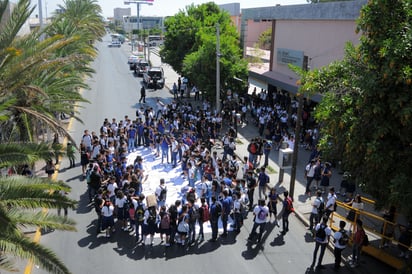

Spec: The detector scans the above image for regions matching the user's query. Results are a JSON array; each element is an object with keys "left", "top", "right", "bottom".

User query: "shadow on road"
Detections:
[{"left": 241, "top": 221, "right": 279, "bottom": 260}]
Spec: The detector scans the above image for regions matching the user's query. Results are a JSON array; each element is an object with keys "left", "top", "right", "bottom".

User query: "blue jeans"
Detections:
[
  {"left": 128, "top": 138, "right": 135, "bottom": 152},
  {"left": 171, "top": 151, "right": 178, "bottom": 167},
  {"left": 161, "top": 147, "right": 169, "bottom": 163}
]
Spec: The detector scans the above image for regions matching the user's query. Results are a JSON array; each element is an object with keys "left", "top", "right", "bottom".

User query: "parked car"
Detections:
[
  {"left": 143, "top": 67, "right": 165, "bottom": 89},
  {"left": 108, "top": 40, "right": 121, "bottom": 48},
  {"left": 127, "top": 55, "right": 140, "bottom": 64},
  {"left": 136, "top": 60, "right": 150, "bottom": 77}
]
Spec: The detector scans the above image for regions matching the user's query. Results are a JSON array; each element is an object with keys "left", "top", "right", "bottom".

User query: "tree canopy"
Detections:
[
  {"left": 300, "top": 0, "right": 412, "bottom": 216},
  {"left": 160, "top": 2, "right": 248, "bottom": 103}
]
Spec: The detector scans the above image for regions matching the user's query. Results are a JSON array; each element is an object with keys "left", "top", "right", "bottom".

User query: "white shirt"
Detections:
[
  {"left": 101, "top": 205, "right": 114, "bottom": 217},
  {"left": 314, "top": 223, "right": 332, "bottom": 244},
  {"left": 326, "top": 193, "right": 337, "bottom": 211},
  {"left": 81, "top": 134, "right": 92, "bottom": 148},
  {"left": 115, "top": 196, "right": 127, "bottom": 208},
  {"left": 253, "top": 205, "right": 269, "bottom": 224},
  {"left": 107, "top": 182, "right": 118, "bottom": 198},
  {"left": 333, "top": 229, "right": 348, "bottom": 249},
  {"left": 311, "top": 197, "right": 323, "bottom": 214},
  {"left": 155, "top": 185, "right": 167, "bottom": 200},
  {"left": 306, "top": 163, "right": 316, "bottom": 177}
]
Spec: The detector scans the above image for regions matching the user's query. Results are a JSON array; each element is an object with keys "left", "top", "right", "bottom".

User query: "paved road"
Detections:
[{"left": 28, "top": 36, "right": 394, "bottom": 274}]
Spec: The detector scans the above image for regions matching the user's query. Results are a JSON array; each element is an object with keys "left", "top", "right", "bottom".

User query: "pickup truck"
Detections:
[
  {"left": 143, "top": 67, "right": 165, "bottom": 89},
  {"left": 128, "top": 57, "right": 149, "bottom": 76}
]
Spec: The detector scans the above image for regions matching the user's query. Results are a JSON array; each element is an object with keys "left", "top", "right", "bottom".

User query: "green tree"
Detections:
[
  {"left": 258, "top": 27, "right": 271, "bottom": 50},
  {"left": 302, "top": 0, "right": 412, "bottom": 216},
  {"left": 0, "top": 142, "right": 77, "bottom": 274},
  {"left": 160, "top": 2, "right": 248, "bottom": 102},
  {"left": 0, "top": 0, "right": 105, "bottom": 143}
]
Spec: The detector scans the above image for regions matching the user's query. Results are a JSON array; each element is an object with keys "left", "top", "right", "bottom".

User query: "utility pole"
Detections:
[
  {"left": 216, "top": 23, "right": 220, "bottom": 112},
  {"left": 289, "top": 59, "right": 309, "bottom": 198},
  {"left": 38, "top": 0, "right": 44, "bottom": 40}
]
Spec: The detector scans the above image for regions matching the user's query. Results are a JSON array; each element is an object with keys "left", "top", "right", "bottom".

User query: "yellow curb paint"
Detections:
[{"left": 24, "top": 110, "right": 76, "bottom": 274}]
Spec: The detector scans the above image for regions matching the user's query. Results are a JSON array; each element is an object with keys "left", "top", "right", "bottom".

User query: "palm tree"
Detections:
[
  {"left": 0, "top": 175, "right": 77, "bottom": 274},
  {"left": 0, "top": 0, "right": 106, "bottom": 144}
]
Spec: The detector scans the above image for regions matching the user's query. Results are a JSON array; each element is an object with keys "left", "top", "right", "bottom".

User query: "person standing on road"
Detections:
[
  {"left": 325, "top": 187, "right": 337, "bottom": 218},
  {"left": 279, "top": 190, "right": 293, "bottom": 235},
  {"left": 304, "top": 159, "right": 316, "bottom": 197},
  {"left": 247, "top": 199, "right": 268, "bottom": 243},
  {"left": 172, "top": 82, "right": 178, "bottom": 99},
  {"left": 220, "top": 189, "right": 232, "bottom": 238},
  {"left": 333, "top": 220, "right": 349, "bottom": 270},
  {"left": 311, "top": 215, "right": 332, "bottom": 270},
  {"left": 177, "top": 77, "right": 182, "bottom": 98},
  {"left": 155, "top": 178, "right": 167, "bottom": 208},
  {"left": 309, "top": 190, "right": 324, "bottom": 232},
  {"left": 246, "top": 170, "right": 257, "bottom": 211},
  {"left": 101, "top": 199, "right": 115, "bottom": 238},
  {"left": 139, "top": 85, "right": 146, "bottom": 103},
  {"left": 262, "top": 139, "right": 272, "bottom": 168},
  {"left": 350, "top": 219, "right": 366, "bottom": 268},
  {"left": 209, "top": 196, "right": 221, "bottom": 242},
  {"left": 257, "top": 167, "right": 270, "bottom": 200}
]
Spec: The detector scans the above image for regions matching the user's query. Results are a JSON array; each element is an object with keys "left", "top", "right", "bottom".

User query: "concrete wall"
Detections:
[{"left": 272, "top": 19, "right": 360, "bottom": 76}]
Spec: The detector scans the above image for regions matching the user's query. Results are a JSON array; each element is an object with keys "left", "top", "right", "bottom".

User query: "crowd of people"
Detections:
[{"left": 71, "top": 86, "right": 409, "bottom": 270}]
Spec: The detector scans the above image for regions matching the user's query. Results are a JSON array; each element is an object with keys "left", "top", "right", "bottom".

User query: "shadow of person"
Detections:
[
  {"left": 304, "top": 231, "right": 315, "bottom": 243},
  {"left": 241, "top": 221, "right": 278, "bottom": 260},
  {"left": 269, "top": 232, "right": 286, "bottom": 247}
]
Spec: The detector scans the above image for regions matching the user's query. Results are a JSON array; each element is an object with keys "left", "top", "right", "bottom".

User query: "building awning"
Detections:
[{"left": 248, "top": 69, "right": 322, "bottom": 102}]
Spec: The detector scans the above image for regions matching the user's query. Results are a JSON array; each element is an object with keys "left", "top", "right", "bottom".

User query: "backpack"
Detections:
[
  {"left": 160, "top": 212, "right": 170, "bottom": 229},
  {"left": 212, "top": 202, "right": 222, "bottom": 218},
  {"left": 135, "top": 202, "right": 144, "bottom": 222},
  {"left": 317, "top": 197, "right": 325, "bottom": 215},
  {"left": 159, "top": 186, "right": 167, "bottom": 201},
  {"left": 338, "top": 229, "right": 349, "bottom": 246},
  {"left": 248, "top": 143, "right": 257, "bottom": 154},
  {"left": 201, "top": 204, "right": 210, "bottom": 222},
  {"left": 189, "top": 206, "right": 200, "bottom": 222},
  {"left": 316, "top": 224, "right": 327, "bottom": 241},
  {"left": 147, "top": 208, "right": 157, "bottom": 225},
  {"left": 286, "top": 197, "right": 294, "bottom": 213},
  {"left": 257, "top": 207, "right": 267, "bottom": 221}
]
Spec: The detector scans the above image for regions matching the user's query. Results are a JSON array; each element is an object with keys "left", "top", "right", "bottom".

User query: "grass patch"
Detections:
[{"left": 266, "top": 165, "right": 277, "bottom": 174}]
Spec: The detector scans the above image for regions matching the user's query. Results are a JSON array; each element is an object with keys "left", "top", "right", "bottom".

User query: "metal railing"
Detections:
[{"left": 329, "top": 200, "right": 410, "bottom": 270}]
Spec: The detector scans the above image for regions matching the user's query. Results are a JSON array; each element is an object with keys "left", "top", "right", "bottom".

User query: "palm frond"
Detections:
[{"left": 0, "top": 235, "right": 72, "bottom": 274}]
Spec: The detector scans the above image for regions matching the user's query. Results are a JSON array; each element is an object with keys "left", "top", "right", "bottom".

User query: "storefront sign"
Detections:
[{"left": 276, "top": 48, "right": 304, "bottom": 67}]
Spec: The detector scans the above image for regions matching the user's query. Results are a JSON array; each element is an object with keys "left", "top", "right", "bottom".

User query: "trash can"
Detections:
[{"left": 236, "top": 113, "right": 241, "bottom": 126}]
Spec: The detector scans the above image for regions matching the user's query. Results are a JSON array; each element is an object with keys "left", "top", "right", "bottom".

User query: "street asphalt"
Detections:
[{"left": 21, "top": 36, "right": 395, "bottom": 274}]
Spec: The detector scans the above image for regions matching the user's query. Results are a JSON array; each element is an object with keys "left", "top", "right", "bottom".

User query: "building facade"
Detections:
[
  {"left": 114, "top": 7, "right": 131, "bottom": 23},
  {"left": 122, "top": 15, "right": 165, "bottom": 33},
  {"left": 241, "top": 0, "right": 366, "bottom": 102}
]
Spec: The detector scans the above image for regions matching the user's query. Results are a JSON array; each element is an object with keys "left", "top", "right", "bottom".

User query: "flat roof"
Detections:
[{"left": 241, "top": 0, "right": 367, "bottom": 21}]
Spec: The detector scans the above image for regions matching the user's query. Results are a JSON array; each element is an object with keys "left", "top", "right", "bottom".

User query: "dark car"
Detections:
[{"left": 143, "top": 67, "right": 165, "bottom": 89}]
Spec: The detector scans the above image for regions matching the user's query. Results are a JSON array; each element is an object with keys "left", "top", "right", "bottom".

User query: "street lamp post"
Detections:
[
  {"left": 124, "top": 0, "right": 153, "bottom": 43},
  {"left": 216, "top": 23, "right": 220, "bottom": 113}
]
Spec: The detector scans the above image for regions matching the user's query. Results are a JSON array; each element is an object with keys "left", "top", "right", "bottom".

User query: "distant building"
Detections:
[
  {"left": 122, "top": 15, "right": 164, "bottom": 33},
  {"left": 1, "top": 1, "right": 30, "bottom": 36},
  {"left": 242, "top": 0, "right": 366, "bottom": 102},
  {"left": 219, "top": 3, "right": 241, "bottom": 32},
  {"left": 114, "top": 7, "right": 131, "bottom": 23}
]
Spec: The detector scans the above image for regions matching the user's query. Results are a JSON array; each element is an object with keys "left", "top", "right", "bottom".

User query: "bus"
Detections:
[{"left": 148, "top": 35, "right": 163, "bottom": 46}]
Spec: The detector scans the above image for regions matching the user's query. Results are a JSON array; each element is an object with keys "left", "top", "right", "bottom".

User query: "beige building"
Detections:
[{"left": 241, "top": 0, "right": 366, "bottom": 101}]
